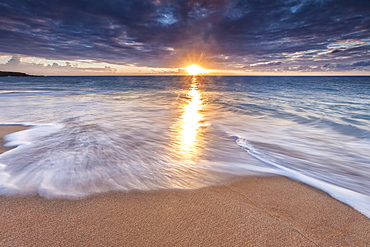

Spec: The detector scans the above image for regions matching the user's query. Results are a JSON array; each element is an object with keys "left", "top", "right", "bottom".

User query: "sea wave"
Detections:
[
  {"left": 235, "top": 137, "right": 370, "bottom": 218},
  {"left": 0, "top": 120, "right": 229, "bottom": 198}
]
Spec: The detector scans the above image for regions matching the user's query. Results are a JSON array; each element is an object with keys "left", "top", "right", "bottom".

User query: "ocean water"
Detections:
[{"left": 0, "top": 76, "right": 370, "bottom": 217}]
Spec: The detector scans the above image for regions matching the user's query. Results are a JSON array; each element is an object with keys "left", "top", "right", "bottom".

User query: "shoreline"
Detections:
[
  {"left": 0, "top": 125, "right": 369, "bottom": 245},
  {"left": 0, "top": 125, "right": 28, "bottom": 154}
]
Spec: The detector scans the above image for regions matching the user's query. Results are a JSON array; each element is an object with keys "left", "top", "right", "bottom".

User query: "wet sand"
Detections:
[
  {"left": 0, "top": 125, "right": 369, "bottom": 246},
  {"left": 0, "top": 125, "right": 28, "bottom": 154}
]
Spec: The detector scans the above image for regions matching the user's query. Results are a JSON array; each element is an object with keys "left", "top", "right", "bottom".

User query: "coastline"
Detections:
[
  {"left": 0, "top": 125, "right": 369, "bottom": 246},
  {"left": 0, "top": 125, "right": 28, "bottom": 154}
]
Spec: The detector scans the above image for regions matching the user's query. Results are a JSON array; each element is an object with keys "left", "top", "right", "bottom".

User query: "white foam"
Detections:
[
  {"left": 236, "top": 138, "right": 370, "bottom": 218},
  {"left": 0, "top": 121, "right": 220, "bottom": 198},
  {"left": 3, "top": 124, "right": 62, "bottom": 148}
]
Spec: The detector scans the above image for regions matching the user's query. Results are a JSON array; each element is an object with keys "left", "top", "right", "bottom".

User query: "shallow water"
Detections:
[{"left": 0, "top": 76, "right": 370, "bottom": 217}]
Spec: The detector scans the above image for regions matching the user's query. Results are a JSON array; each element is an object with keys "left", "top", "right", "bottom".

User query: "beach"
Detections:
[
  {"left": 1, "top": 0, "right": 370, "bottom": 244},
  {"left": 0, "top": 125, "right": 28, "bottom": 155},
  {"left": 1, "top": 125, "right": 369, "bottom": 246}
]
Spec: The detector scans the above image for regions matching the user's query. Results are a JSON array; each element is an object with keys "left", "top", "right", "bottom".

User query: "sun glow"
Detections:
[{"left": 185, "top": 65, "right": 209, "bottom": 75}]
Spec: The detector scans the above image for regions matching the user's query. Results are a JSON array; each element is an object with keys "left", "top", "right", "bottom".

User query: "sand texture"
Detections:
[{"left": 0, "top": 125, "right": 369, "bottom": 246}]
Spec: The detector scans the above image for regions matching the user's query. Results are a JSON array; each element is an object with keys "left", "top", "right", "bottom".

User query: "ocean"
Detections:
[{"left": 0, "top": 76, "right": 369, "bottom": 217}]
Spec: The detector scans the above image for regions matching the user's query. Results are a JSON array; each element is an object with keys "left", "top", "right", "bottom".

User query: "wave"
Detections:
[
  {"left": 1, "top": 120, "right": 369, "bottom": 218},
  {"left": 235, "top": 137, "right": 370, "bottom": 218},
  {"left": 0, "top": 120, "right": 222, "bottom": 198}
]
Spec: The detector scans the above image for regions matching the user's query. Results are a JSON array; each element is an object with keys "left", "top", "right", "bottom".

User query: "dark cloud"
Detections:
[
  {"left": 352, "top": 60, "right": 370, "bottom": 67},
  {"left": 0, "top": 0, "right": 369, "bottom": 72},
  {"left": 330, "top": 49, "right": 343, "bottom": 54}
]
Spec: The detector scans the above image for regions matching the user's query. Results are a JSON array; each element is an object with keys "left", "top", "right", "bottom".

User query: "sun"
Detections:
[{"left": 185, "top": 65, "right": 209, "bottom": 75}]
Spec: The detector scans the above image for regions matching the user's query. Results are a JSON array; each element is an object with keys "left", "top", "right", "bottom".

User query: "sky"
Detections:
[{"left": 0, "top": 0, "right": 369, "bottom": 76}]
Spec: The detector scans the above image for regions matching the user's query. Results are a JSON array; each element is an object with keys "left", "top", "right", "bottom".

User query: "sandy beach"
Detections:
[{"left": 0, "top": 125, "right": 369, "bottom": 246}]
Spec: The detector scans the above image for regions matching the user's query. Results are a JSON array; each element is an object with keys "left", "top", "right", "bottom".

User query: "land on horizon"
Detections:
[{"left": 0, "top": 71, "right": 39, "bottom": 77}]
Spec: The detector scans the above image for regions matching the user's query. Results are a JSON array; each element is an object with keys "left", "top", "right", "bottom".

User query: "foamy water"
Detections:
[{"left": 0, "top": 76, "right": 369, "bottom": 217}]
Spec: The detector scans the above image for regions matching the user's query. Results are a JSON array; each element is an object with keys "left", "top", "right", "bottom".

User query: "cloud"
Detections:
[
  {"left": 4, "top": 55, "right": 21, "bottom": 66},
  {"left": 352, "top": 60, "right": 370, "bottom": 67},
  {"left": 0, "top": 55, "right": 118, "bottom": 75},
  {"left": 250, "top": 61, "right": 282, "bottom": 67},
  {"left": 0, "top": 0, "right": 369, "bottom": 74}
]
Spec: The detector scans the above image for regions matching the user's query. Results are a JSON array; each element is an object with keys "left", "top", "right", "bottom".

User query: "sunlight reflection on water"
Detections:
[{"left": 178, "top": 76, "right": 205, "bottom": 157}]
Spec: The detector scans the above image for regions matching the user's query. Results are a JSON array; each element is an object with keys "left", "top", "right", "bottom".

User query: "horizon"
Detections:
[
  {"left": 1, "top": 0, "right": 370, "bottom": 76},
  {"left": 2, "top": 70, "right": 370, "bottom": 77}
]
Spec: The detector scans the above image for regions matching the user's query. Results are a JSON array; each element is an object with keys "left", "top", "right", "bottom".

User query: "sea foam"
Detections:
[
  {"left": 236, "top": 137, "right": 370, "bottom": 218},
  {"left": 0, "top": 121, "right": 226, "bottom": 198}
]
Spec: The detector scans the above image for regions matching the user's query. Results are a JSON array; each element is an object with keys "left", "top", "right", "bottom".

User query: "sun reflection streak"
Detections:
[{"left": 179, "top": 76, "right": 204, "bottom": 155}]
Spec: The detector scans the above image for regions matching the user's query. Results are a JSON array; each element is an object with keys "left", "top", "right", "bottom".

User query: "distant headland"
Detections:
[{"left": 0, "top": 71, "right": 41, "bottom": 77}]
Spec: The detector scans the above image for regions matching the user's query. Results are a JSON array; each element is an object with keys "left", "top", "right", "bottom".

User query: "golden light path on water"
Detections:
[{"left": 178, "top": 76, "right": 204, "bottom": 156}]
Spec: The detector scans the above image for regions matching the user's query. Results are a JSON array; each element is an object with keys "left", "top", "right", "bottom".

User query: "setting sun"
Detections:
[{"left": 185, "top": 65, "right": 209, "bottom": 75}]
